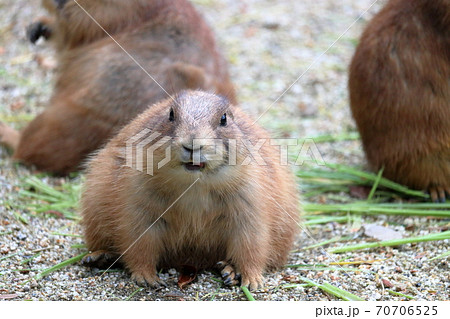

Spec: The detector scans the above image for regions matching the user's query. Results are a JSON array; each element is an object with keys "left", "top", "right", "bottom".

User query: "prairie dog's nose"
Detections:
[{"left": 182, "top": 141, "right": 203, "bottom": 151}]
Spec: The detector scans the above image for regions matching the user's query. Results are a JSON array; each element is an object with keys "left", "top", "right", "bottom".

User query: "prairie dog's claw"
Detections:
[
  {"left": 131, "top": 271, "right": 166, "bottom": 288},
  {"left": 81, "top": 250, "right": 120, "bottom": 269},
  {"left": 216, "top": 260, "right": 241, "bottom": 287},
  {"left": 429, "top": 186, "right": 449, "bottom": 203},
  {"left": 241, "top": 275, "right": 264, "bottom": 291}
]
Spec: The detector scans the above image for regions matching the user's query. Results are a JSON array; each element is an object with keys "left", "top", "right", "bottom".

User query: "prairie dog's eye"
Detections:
[
  {"left": 220, "top": 113, "right": 227, "bottom": 126},
  {"left": 169, "top": 108, "right": 175, "bottom": 122}
]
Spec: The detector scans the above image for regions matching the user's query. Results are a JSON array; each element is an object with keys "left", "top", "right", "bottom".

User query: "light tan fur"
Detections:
[{"left": 81, "top": 91, "right": 301, "bottom": 290}]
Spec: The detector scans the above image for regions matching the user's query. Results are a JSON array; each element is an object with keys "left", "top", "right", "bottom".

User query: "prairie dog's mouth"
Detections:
[{"left": 184, "top": 162, "right": 206, "bottom": 171}]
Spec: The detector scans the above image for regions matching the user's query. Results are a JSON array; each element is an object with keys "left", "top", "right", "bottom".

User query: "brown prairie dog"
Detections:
[
  {"left": 80, "top": 90, "right": 301, "bottom": 290},
  {"left": 349, "top": 0, "right": 450, "bottom": 202},
  {"left": 0, "top": 0, "right": 236, "bottom": 175}
]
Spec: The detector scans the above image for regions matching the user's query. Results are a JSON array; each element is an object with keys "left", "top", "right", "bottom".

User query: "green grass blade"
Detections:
[
  {"left": 374, "top": 202, "right": 450, "bottom": 209},
  {"left": 0, "top": 251, "right": 23, "bottom": 262},
  {"left": 208, "top": 288, "right": 221, "bottom": 301},
  {"left": 304, "top": 216, "right": 350, "bottom": 225},
  {"left": 241, "top": 286, "right": 256, "bottom": 301},
  {"left": 125, "top": 288, "right": 144, "bottom": 301},
  {"left": 329, "top": 231, "right": 450, "bottom": 253},
  {"left": 326, "top": 164, "right": 429, "bottom": 198},
  {"left": 13, "top": 212, "right": 29, "bottom": 224},
  {"left": 23, "top": 177, "right": 67, "bottom": 200},
  {"left": 14, "top": 176, "right": 82, "bottom": 220},
  {"left": 299, "top": 277, "right": 364, "bottom": 301},
  {"left": 368, "top": 167, "right": 384, "bottom": 200},
  {"left": 387, "top": 290, "right": 415, "bottom": 300},
  {"left": 298, "top": 164, "right": 429, "bottom": 199},
  {"left": 33, "top": 252, "right": 88, "bottom": 281},
  {"left": 304, "top": 203, "right": 450, "bottom": 218},
  {"left": 299, "top": 132, "right": 360, "bottom": 143},
  {"left": 18, "top": 190, "right": 59, "bottom": 203},
  {"left": 51, "top": 233, "right": 83, "bottom": 238},
  {"left": 285, "top": 264, "right": 372, "bottom": 273},
  {"left": 429, "top": 251, "right": 450, "bottom": 261},
  {"left": 321, "top": 283, "right": 365, "bottom": 301},
  {"left": 281, "top": 283, "right": 311, "bottom": 289},
  {"left": 0, "top": 231, "right": 13, "bottom": 236},
  {"left": 302, "top": 185, "right": 350, "bottom": 198},
  {"left": 20, "top": 252, "right": 42, "bottom": 265},
  {"left": 302, "top": 236, "right": 355, "bottom": 250},
  {"left": 71, "top": 244, "right": 87, "bottom": 249}
]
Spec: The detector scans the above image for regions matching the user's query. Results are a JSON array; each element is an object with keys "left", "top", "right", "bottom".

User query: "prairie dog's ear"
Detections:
[
  {"left": 42, "top": 0, "right": 68, "bottom": 14},
  {"left": 54, "top": 0, "right": 69, "bottom": 9},
  {"left": 168, "top": 62, "right": 207, "bottom": 91}
]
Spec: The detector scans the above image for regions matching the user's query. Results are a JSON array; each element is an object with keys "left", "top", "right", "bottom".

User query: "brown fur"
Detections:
[
  {"left": 349, "top": 0, "right": 450, "bottom": 201},
  {"left": 80, "top": 91, "right": 301, "bottom": 290},
  {"left": 0, "top": 0, "right": 236, "bottom": 175}
]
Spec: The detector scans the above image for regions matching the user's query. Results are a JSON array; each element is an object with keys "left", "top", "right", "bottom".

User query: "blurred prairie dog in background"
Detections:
[
  {"left": 81, "top": 90, "right": 301, "bottom": 290},
  {"left": 0, "top": 0, "right": 236, "bottom": 175},
  {"left": 349, "top": 0, "right": 450, "bottom": 202}
]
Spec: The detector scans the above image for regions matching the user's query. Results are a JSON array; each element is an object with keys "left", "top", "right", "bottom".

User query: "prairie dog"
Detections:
[
  {"left": 0, "top": 0, "right": 236, "bottom": 175},
  {"left": 80, "top": 90, "right": 300, "bottom": 290},
  {"left": 349, "top": 0, "right": 450, "bottom": 201}
]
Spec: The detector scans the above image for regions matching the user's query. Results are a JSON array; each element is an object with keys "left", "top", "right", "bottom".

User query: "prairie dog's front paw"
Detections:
[
  {"left": 429, "top": 186, "right": 450, "bottom": 203},
  {"left": 81, "top": 250, "right": 120, "bottom": 269},
  {"left": 241, "top": 274, "right": 264, "bottom": 291},
  {"left": 217, "top": 261, "right": 264, "bottom": 290},
  {"left": 131, "top": 270, "right": 166, "bottom": 288},
  {"left": 217, "top": 261, "right": 241, "bottom": 286}
]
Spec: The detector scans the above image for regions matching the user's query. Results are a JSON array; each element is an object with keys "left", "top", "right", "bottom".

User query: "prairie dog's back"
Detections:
[{"left": 349, "top": 0, "right": 450, "bottom": 200}]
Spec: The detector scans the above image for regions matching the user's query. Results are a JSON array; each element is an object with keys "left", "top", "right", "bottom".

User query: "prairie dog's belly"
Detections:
[{"left": 157, "top": 207, "right": 229, "bottom": 268}]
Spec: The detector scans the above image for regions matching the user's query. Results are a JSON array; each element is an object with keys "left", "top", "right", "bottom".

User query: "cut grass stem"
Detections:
[
  {"left": 386, "top": 290, "right": 415, "bottom": 300},
  {"left": 285, "top": 264, "right": 372, "bottom": 273},
  {"left": 329, "top": 231, "right": 450, "bottom": 253},
  {"left": 241, "top": 286, "right": 255, "bottom": 301},
  {"left": 367, "top": 167, "right": 384, "bottom": 200},
  {"left": 30, "top": 251, "right": 88, "bottom": 282},
  {"left": 125, "top": 288, "right": 144, "bottom": 301},
  {"left": 304, "top": 203, "right": 450, "bottom": 218},
  {"left": 298, "top": 164, "right": 429, "bottom": 199},
  {"left": 299, "top": 276, "right": 364, "bottom": 301}
]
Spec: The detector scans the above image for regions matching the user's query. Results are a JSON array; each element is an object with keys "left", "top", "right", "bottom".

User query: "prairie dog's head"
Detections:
[
  {"left": 167, "top": 91, "right": 240, "bottom": 176},
  {"left": 125, "top": 90, "right": 251, "bottom": 184}
]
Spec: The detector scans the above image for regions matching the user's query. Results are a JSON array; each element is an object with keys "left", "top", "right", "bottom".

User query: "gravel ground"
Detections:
[{"left": 0, "top": 0, "right": 449, "bottom": 301}]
